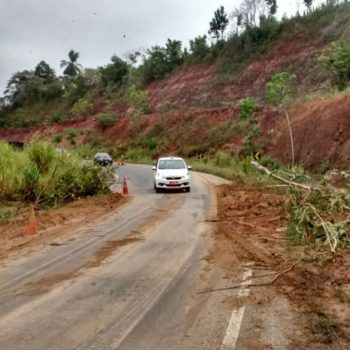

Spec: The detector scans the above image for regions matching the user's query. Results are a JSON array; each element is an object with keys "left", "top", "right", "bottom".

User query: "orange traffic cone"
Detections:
[
  {"left": 122, "top": 176, "right": 129, "bottom": 195},
  {"left": 26, "top": 204, "right": 38, "bottom": 236}
]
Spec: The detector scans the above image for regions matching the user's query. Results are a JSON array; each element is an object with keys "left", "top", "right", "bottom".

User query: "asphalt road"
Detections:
[{"left": 0, "top": 164, "right": 244, "bottom": 350}]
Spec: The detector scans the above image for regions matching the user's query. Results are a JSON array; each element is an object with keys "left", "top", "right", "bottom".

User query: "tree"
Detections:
[
  {"left": 266, "top": 72, "right": 296, "bottom": 166},
  {"left": 100, "top": 55, "right": 129, "bottom": 87},
  {"left": 304, "top": 0, "right": 313, "bottom": 11},
  {"left": 265, "top": 0, "right": 277, "bottom": 15},
  {"left": 63, "top": 69, "right": 101, "bottom": 103},
  {"left": 60, "top": 50, "right": 82, "bottom": 77},
  {"left": 165, "top": 39, "right": 184, "bottom": 70},
  {"left": 233, "top": 0, "right": 270, "bottom": 28},
  {"left": 189, "top": 36, "right": 210, "bottom": 61},
  {"left": 34, "top": 61, "right": 56, "bottom": 83},
  {"left": 141, "top": 46, "right": 168, "bottom": 82},
  {"left": 4, "top": 70, "right": 34, "bottom": 106},
  {"left": 125, "top": 50, "right": 141, "bottom": 66},
  {"left": 140, "top": 40, "right": 184, "bottom": 83},
  {"left": 209, "top": 6, "right": 229, "bottom": 41},
  {"left": 4, "top": 68, "right": 62, "bottom": 107}
]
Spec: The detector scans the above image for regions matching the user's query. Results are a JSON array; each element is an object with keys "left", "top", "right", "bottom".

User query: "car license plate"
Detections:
[{"left": 169, "top": 181, "right": 178, "bottom": 185}]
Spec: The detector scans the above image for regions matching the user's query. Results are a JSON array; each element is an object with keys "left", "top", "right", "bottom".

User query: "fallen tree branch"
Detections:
[
  {"left": 251, "top": 161, "right": 315, "bottom": 191},
  {"left": 307, "top": 204, "right": 338, "bottom": 253},
  {"left": 197, "top": 263, "right": 298, "bottom": 294}
]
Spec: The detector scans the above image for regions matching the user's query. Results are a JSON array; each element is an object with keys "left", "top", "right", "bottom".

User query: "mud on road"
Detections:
[
  {"left": 213, "top": 183, "right": 350, "bottom": 349},
  {"left": 0, "top": 193, "right": 126, "bottom": 261}
]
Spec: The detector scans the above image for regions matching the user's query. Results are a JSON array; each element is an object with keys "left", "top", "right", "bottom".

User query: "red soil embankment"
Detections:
[{"left": 268, "top": 95, "right": 350, "bottom": 169}]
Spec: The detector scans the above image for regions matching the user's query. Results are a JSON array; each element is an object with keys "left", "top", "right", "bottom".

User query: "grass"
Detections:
[
  {"left": 313, "top": 313, "right": 339, "bottom": 344},
  {"left": 0, "top": 205, "right": 19, "bottom": 223},
  {"left": 189, "top": 152, "right": 268, "bottom": 184},
  {"left": 334, "top": 286, "right": 350, "bottom": 304},
  {"left": 0, "top": 140, "right": 110, "bottom": 206}
]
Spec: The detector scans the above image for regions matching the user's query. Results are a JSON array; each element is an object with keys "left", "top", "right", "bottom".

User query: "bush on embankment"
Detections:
[{"left": 0, "top": 141, "right": 109, "bottom": 205}]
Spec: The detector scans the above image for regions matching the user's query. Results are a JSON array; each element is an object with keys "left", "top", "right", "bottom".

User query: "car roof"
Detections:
[{"left": 158, "top": 156, "right": 184, "bottom": 161}]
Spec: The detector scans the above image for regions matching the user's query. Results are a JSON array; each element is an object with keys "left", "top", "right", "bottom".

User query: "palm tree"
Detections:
[{"left": 60, "top": 50, "right": 83, "bottom": 77}]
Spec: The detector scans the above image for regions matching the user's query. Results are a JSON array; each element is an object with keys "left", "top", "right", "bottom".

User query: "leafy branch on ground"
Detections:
[{"left": 251, "top": 160, "right": 350, "bottom": 253}]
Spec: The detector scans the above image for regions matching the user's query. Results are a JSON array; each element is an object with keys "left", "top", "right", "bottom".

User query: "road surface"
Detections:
[{"left": 0, "top": 164, "right": 256, "bottom": 350}]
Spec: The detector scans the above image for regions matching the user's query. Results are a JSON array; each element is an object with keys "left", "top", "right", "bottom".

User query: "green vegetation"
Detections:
[
  {"left": 71, "top": 98, "right": 93, "bottom": 117},
  {"left": 266, "top": 72, "right": 296, "bottom": 165},
  {"left": 208, "top": 6, "right": 229, "bottom": 42},
  {"left": 238, "top": 97, "right": 260, "bottom": 157},
  {"left": 188, "top": 36, "right": 212, "bottom": 62},
  {"left": 188, "top": 148, "right": 350, "bottom": 252},
  {"left": 100, "top": 55, "right": 129, "bottom": 88},
  {"left": 318, "top": 41, "right": 350, "bottom": 90},
  {"left": 313, "top": 314, "right": 339, "bottom": 344},
  {"left": 60, "top": 49, "right": 82, "bottom": 77},
  {"left": 52, "top": 133, "right": 62, "bottom": 144},
  {"left": 97, "top": 113, "right": 117, "bottom": 129},
  {"left": 0, "top": 141, "right": 109, "bottom": 205},
  {"left": 127, "top": 85, "right": 151, "bottom": 115},
  {"left": 287, "top": 182, "right": 350, "bottom": 250}
]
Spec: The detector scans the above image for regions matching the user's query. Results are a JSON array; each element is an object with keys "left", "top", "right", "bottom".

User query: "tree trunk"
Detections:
[{"left": 283, "top": 104, "right": 295, "bottom": 166}]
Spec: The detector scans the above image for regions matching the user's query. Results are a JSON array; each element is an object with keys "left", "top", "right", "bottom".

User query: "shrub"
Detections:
[
  {"left": 143, "top": 137, "right": 159, "bottom": 151},
  {"left": 65, "top": 128, "right": 78, "bottom": 144},
  {"left": 127, "top": 85, "right": 151, "bottom": 114},
  {"left": 98, "top": 113, "right": 116, "bottom": 129},
  {"left": 71, "top": 98, "right": 93, "bottom": 117},
  {"left": 52, "top": 133, "right": 63, "bottom": 144},
  {"left": 159, "top": 101, "right": 175, "bottom": 113},
  {"left": 214, "top": 150, "right": 234, "bottom": 167},
  {"left": 0, "top": 143, "right": 35, "bottom": 199},
  {"left": 27, "top": 140, "right": 55, "bottom": 173},
  {"left": 50, "top": 113, "right": 63, "bottom": 123},
  {"left": 239, "top": 97, "right": 257, "bottom": 121},
  {"left": 0, "top": 141, "right": 109, "bottom": 204},
  {"left": 318, "top": 42, "right": 350, "bottom": 90}
]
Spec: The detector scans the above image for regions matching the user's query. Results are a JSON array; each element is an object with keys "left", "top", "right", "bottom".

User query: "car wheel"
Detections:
[{"left": 186, "top": 187, "right": 190, "bottom": 193}]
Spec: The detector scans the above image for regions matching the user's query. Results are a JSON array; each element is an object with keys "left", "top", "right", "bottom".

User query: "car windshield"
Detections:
[
  {"left": 158, "top": 159, "right": 186, "bottom": 169},
  {"left": 96, "top": 153, "right": 110, "bottom": 159}
]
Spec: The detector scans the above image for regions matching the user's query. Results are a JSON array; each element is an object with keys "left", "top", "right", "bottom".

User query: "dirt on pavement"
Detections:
[
  {"left": 212, "top": 184, "right": 350, "bottom": 349},
  {"left": 0, "top": 194, "right": 127, "bottom": 261}
]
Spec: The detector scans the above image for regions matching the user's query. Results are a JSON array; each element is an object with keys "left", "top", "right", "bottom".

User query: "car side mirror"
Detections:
[
  {"left": 187, "top": 165, "right": 192, "bottom": 170},
  {"left": 152, "top": 166, "right": 157, "bottom": 170}
]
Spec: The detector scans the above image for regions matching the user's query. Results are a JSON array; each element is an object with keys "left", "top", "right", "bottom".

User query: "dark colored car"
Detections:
[{"left": 94, "top": 152, "right": 113, "bottom": 166}]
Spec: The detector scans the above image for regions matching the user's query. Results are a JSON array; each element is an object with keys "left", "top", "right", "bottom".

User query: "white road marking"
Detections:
[{"left": 221, "top": 268, "right": 253, "bottom": 350}]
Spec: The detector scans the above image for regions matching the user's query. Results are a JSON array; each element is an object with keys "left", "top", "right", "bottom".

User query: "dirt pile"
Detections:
[{"left": 214, "top": 184, "right": 350, "bottom": 348}]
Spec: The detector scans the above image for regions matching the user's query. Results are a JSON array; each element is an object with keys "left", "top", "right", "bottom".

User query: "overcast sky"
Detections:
[{"left": 0, "top": 0, "right": 317, "bottom": 95}]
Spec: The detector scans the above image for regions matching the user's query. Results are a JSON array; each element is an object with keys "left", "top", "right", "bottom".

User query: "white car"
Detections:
[{"left": 153, "top": 157, "right": 192, "bottom": 193}]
